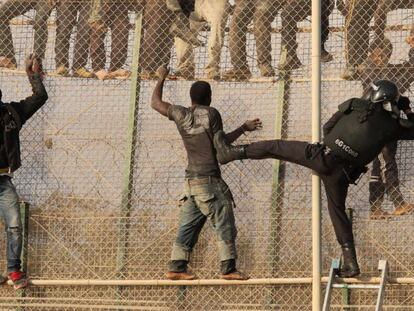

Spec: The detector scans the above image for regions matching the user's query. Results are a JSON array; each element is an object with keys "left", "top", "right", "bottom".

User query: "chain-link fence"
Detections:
[{"left": 0, "top": 0, "right": 413, "bottom": 310}]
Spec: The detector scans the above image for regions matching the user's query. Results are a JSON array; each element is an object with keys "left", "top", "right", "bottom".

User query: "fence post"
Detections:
[
  {"left": 266, "top": 47, "right": 292, "bottom": 309},
  {"left": 311, "top": 0, "right": 322, "bottom": 309},
  {"left": 115, "top": 11, "right": 143, "bottom": 299}
]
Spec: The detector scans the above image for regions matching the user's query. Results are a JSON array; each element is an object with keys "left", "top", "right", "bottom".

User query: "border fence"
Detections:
[{"left": 0, "top": 0, "right": 414, "bottom": 310}]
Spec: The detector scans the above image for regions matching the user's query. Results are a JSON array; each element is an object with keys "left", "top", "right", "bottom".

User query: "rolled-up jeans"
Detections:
[
  {"left": 170, "top": 176, "right": 237, "bottom": 272},
  {"left": 0, "top": 176, "right": 22, "bottom": 273}
]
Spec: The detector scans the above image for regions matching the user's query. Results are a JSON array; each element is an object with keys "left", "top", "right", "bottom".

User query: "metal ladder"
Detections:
[{"left": 322, "top": 259, "right": 388, "bottom": 311}]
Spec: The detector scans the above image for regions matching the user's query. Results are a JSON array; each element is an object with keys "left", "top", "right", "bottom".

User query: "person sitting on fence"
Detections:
[
  {"left": 341, "top": 0, "right": 414, "bottom": 80},
  {"left": 53, "top": 0, "right": 93, "bottom": 78},
  {"left": 213, "top": 80, "right": 414, "bottom": 277},
  {"left": 278, "top": 0, "right": 333, "bottom": 70},
  {"left": 0, "top": 54, "right": 48, "bottom": 289},
  {"left": 140, "top": 0, "right": 202, "bottom": 80},
  {"left": 358, "top": 38, "right": 414, "bottom": 219},
  {"left": 222, "top": 0, "right": 282, "bottom": 81},
  {"left": 86, "top": 0, "right": 132, "bottom": 80},
  {"left": 174, "top": 0, "right": 230, "bottom": 80},
  {"left": 0, "top": 0, "right": 57, "bottom": 70},
  {"left": 151, "top": 66, "right": 262, "bottom": 280}
]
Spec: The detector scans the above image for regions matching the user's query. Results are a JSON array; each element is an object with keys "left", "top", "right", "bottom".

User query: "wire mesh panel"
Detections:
[{"left": 0, "top": 0, "right": 413, "bottom": 310}]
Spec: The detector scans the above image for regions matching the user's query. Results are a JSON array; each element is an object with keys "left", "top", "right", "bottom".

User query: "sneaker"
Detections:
[
  {"left": 321, "top": 49, "right": 334, "bottom": 63},
  {"left": 341, "top": 66, "right": 360, "bottom": 80},
  {"left": 166, "top": 271, "right": 196, "bottom": 280},
  {"left": 0, "top": 57, "right": 17, "bottom": 70},
  {"left": 74, "top": 67, "right": 95, "bottom": 78},
  {"left": 278, "top": 54, "right": 302, "bottom": 71},
  {"left": 221, "top": 270, "right": 249, "bottom": 280},
  {"left": 393, "top": 202, "right": 414, "bottom": 216},
  {"left": 95, "top": 69, "right": 108, "bottom": 80},
  {"left": 55, "top": 65, "right": 69, "bottom": 76},
  {"left": 370, "top": 207, "right": 391, "bottom": 220},
  {"left": 214, "top": 130, "right": 247, "bottom": 164},
  {"left": 8, "top": 271, "right": 28, "bottom": 290},
  {"left": 106, "top": 69, "right": 131, "bottom": 80},
  {"left": 222, "top": 68, "right": 252, "bottom": 81}
]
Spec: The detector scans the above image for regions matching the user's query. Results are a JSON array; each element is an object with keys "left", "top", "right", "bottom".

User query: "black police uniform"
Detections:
[
  {"left": 242, "top": 97, "right": 414, "bottom": 246},
  {"left": 360, "top": 61, "right": 414, "bottom": 209}
]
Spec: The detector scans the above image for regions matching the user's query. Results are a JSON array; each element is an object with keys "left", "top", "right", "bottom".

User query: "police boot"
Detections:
[
  {"left": 339, "top": 242, "right": 360, "bottom": 278},
  {"left": 214, "top": 131, "right": 247, "bottom": 165}
]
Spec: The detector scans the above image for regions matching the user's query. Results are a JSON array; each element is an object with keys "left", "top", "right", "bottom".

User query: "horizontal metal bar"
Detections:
[
  {"left": 0, "top": 302, "right": 166, "bottom": 310},
  {"left": 333, "top": 284, "right": 380, "bottom": 289},
  {"left": 3, "top": 277, "right": 414, "bottom": 287},
  {"left": 8, "top": 20, "right": 412, "bottom": 34}
]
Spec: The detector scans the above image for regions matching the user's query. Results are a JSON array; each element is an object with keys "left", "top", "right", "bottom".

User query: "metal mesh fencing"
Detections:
[{"left": 0, "top": 0, "right": 413, "bottom": 310}]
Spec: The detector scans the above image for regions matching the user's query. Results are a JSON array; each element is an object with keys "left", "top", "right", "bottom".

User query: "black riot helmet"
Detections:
[
  {"left": 363, "top": 80, "right": 401, "bottom": 119},
  {"left": 369, "top": 80, "right": 400, "bottom": 104}
]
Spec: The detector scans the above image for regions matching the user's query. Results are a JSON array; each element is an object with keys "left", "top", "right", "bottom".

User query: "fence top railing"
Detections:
[{"left": 6, "top": 277, "right": 414, "bottom": 287}]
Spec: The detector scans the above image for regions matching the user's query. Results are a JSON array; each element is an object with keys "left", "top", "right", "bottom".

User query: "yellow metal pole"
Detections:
[{"left": 311, "top": 0, "right": 322, "bottom": 310}]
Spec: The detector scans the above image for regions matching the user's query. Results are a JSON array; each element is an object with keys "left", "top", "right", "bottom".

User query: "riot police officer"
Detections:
[{"left": 213, "top": 80, "right": 414, "bottom": 277}]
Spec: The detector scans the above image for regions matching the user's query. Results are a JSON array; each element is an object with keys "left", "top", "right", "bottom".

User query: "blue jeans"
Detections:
[
  {"left": 0, "top": 176, "right": 22, "bottom": 273},
  {"left": 170, "top": 177, "right": 237, "bottom": 272}
]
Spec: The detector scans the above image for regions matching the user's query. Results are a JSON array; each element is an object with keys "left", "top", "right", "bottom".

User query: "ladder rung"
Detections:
[
  {"left": 323, "top": 259, "right": 389, "bottom": 311},
  {"left": 333, "top": 284, "right": 381, "bottom": 289}
]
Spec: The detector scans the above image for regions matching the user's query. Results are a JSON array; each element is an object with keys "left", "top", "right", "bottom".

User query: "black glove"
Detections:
[{"left": 398, "top": 95, "right": 411, "bottom": 111}]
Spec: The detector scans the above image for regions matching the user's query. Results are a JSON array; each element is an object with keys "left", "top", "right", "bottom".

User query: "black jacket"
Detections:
[{"left": 0, "top": 73, "right": 48, "bottom": 172}]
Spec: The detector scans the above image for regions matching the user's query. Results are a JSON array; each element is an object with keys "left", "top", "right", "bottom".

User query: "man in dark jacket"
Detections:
[
  {"left": 151, "top": 66, "right": 262, "bottom": 280},
  {"left": 0, "top": 54, "right": 48, "bottom": 289},
  {"left": 213, "top": 80, "right": 414, "bottom": 277}
]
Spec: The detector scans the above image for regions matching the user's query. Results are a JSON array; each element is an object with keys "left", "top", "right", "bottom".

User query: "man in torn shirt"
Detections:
[
  {"left": 213, "top": 80, "right": 414, "bottom": 277},
  {"left": 151, "top": 66, "right": 262, "bottom": 280},
  {"left": 0, "top": 54, "right": 48, "bottom": 289}
]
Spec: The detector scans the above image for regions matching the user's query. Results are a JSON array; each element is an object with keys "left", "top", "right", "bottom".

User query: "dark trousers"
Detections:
[
  {"left": 281, "top": 0, "right": 333, "bottom": 55},
  {"left": 89, "top": 1, "right": 130, "bottom": 72},
  {"left": 344, "top": 0, "right": 376, "bottom": 67},
  {"left": 246, "top": 140, "right": 354, "bottom": 245},
  {"left": 228, "top": 0, "right": 282, "bottom": 70},
  {"left": 140, "top": 0, "right": 175, "bottom": 72},
  {"left": 0, "top": 0, "right": 53, "bottom": 62},
  {"left": 369, "top": 141, "right": 404, "bottom": 207},
  {"left": 55, "top": 0, "right": 91, "bottom": 69}
]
